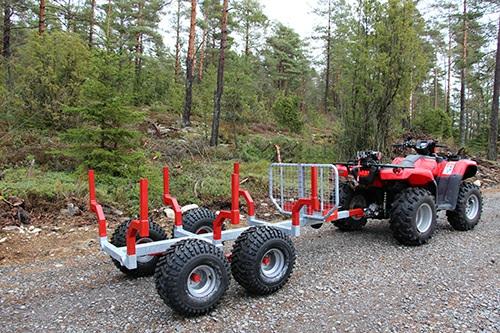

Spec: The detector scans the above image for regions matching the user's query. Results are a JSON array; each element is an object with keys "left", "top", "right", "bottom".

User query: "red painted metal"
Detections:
[
  {"left": 291, "top": 198, "right": 313, "bottom": 226},
  {"left": 88, "top": 170, "right": 107, "bottom": 238},
  {"left": 231, "top": 163, "right": 240, "bottom": 225},
  {"left": 162, "top": 167, "right": 183, "bottom": 227},
  {"left": 349, "top": 208, "right": 364, "bottom": 218},
  {"left": 126, "top": 219, "right": 141, "bottom": 255},
  {"left": 190, "top": 273, "right": 201, "bottom": 283},
  {"left": 125, "top": 179, "right": 150, "bottom": 256},
  {"left": 139, "top": 179, "right": 149, "bottom": 237},
  {"left": 310, "top": 166, "right": 319, "bottom": 211},
  {"left": 212, "top": 211, "right": 231, "bottom": 240},
  {"left": 239, "top": 190, "right": 255, "bottom": 216}
]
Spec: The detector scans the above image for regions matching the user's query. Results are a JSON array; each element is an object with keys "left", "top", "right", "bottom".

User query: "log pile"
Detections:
[{"left": 472, "top": 158, "right": 500, "bottom": 188}]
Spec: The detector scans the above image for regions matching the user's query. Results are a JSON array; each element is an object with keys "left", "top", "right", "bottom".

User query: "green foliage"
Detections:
[
  {"left": 14, "top": 31, "right": 91, "bottom": 129},
  {"left": 61, "top": 52, "right": 145, "bottom": 177},
  {"left": 414, "top": 108, "right": 452, "bottom": 138},
  {"left": 0, "top": 167, "right": 83, "bottom": 201},
  {"left": 271, "top": 94, "right": 303, "bottom": 133}
]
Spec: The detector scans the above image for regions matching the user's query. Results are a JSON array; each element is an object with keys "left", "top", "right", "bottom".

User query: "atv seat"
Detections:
[
  {"left": 399, "top": 154, "right": 442, "bottom": 167},
  {"left": 399, "top": 155, "right": 422, "bottom": 167}
]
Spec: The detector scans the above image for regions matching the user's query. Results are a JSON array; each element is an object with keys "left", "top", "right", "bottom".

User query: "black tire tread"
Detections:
[
  {"left": 333, "top": 183, "right": 367, "bottom": 231},
  {"left": 154, "top": 239, "right": 230, "bottom": 316},
  {"left": 231, "top": 226, "right": 296, "bottom": 295},
  {"left": 110, "top": 219, "right": 167, "bottom": 277},
  {"left": 389, "top": 187, "right": 436, "bottom": 246},
  {"left": 177, "top": 207, "right": 219, "bottom": 234},
  {"left": 446, "top": 182, "right": 482, "bottom": 231}
]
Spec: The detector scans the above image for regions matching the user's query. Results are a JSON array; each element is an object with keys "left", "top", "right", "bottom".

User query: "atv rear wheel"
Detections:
[
  {"left": 446, "top": 182, "right": 482, "bottom": 231},
  {"left": 389, "top": 188, "right": 436, "bottom": 246},
  {"left": 110, "top": 219, "right": 167, "bottom": 277},
  {"left": 332, "top": 183, "right": 367, "bottom": 231}
]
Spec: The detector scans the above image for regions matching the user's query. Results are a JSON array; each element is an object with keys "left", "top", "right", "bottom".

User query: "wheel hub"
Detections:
[
  {"left": 465, "top": 194, "right": 479, "bottom": 220},
  {"left": 260, "top": 249, "right": 286, "bottom": 281},
  {"left": 187, "top": 265, "right": 218, "bottom": 298},
  {"left": 136, "top": 238, "right": 154, "bottom": 263},
  {"left": 415, "top": 203, "right": 432, "bottom": 233},
  {"left": 196, "top": 226, "right": 213, "bottom": 234}
]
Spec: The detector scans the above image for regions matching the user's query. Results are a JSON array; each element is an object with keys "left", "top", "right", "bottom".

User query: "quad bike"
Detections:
[{"left": 334, "top": 138, "right": 482, "bottom": 246}]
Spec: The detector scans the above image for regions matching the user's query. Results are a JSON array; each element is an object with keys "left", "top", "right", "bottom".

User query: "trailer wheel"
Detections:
[
  {"left": 175, "top": 207, "right": 222, "bottom": 235},
  {"left": 231, "top": 226, "right": 295, "bottom": 295},
  {"left": 110, "top": 219, "right": 167, "bottom": 277},
  {"left": 332, "top": 183, "right": 367, "bottom": 231},
  {"left": 389, "top": 187, "right": 436, "bottom": 246},
  {"left": 446, "top": 182, "right": 482, "bottom": 231},
  {"left": 155, "top": 239, "right": 230, "bottom": 316}
]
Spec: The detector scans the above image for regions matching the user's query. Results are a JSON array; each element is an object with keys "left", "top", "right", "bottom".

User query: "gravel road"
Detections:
[{"left": 1, "top": 190, "right": 499, "bottom": 333}]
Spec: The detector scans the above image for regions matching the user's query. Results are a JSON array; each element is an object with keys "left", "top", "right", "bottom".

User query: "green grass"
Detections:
[{"left": 0, "top": 160, "right": 271, "bottom": 214}]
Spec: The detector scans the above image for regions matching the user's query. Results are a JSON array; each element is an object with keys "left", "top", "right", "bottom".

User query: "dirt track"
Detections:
[{"left": 0, "top": 190, "right": 499, "bottom": 332}]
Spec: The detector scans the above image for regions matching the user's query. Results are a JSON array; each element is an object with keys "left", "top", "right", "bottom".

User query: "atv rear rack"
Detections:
[{"left": 89, "top": 163, "right": 364, "bottom": 270}]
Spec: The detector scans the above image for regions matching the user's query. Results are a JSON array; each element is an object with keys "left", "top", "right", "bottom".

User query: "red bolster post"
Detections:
[
  {"left": 230, "top": 163, "right": 240, "bottom": 225},
  {"left": 88, "top": 169, "right": 96, "bottom": 209},
  {"left": 139, "top": 179, "right": 149, "bottom": 237},
  {"left": 88, "top": 170, "right": 107, "bottom": 238},
  {"left": 311, "top": 166, "right": 319, "bottom": 212},
  {"left": 162, "top": 166, "right": 183, "bottom": 227},
  {"left": 163, "top": 167, "right": 170, "bottom": 195},
  {"left": 126, "top": 219, "right": 141, "bottom": 255},
  {"left": 291, "top": 198, "right": 312, "bottom": 226}
]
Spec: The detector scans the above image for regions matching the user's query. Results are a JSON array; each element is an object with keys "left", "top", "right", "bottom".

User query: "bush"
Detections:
[
  {"left": 272, "top": 94, "right": 303, "bottom": 133},
  {"left": 414, "top": 108, "right": 452, "bottom": 139},
  {"left": 61, "top": 52, "right": 145, "bottom": 178},
  {"left": 14, "top": 31, "right": 91, "bottom": 129}
]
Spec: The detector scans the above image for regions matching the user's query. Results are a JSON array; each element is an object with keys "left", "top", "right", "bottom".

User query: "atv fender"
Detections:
[
  {"left": 336, "top": 164, "right": 349, "bottom": 178},
  {"left": 379, "top": 168, "right": 435, "bottom": 187},
  {"left": 435, "top": 160, "right": 478, "bottom": 210}
]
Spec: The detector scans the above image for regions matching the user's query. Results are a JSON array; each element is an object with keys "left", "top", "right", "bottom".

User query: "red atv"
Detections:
[{"left": 334, "top": 139, "right": 482, "bottom": 246}]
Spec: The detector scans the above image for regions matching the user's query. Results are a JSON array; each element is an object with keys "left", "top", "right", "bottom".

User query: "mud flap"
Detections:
[{"left": 436, "top": 175, "right": 462, "bottom": 210}]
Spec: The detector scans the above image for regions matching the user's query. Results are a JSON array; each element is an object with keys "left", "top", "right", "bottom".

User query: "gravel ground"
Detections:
[{"left": 1, "top": 191, "right": 499, "bottom": 333}]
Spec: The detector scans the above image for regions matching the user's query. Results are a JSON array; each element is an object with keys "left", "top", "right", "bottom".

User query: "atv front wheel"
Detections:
[
  {"left": 446, "top": 182, "right": 482, "bottom": 231},
  {"left": 389, "top": 188, "right": 436, "bottom": 246},
  {"left": 332, "top": 183, "right": 367, "bottom": 231}
]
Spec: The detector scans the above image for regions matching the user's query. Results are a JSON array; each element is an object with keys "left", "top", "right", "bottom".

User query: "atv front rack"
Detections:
[{"left": 88, "top": 163, "right": 365, "bottom": 270}]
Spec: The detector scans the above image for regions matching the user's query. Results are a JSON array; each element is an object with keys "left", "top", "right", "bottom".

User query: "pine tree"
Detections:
[
  {"left": 182, "top": 0, "right": 197, "bottom": 127},
  {"left": 209, "top": 0, "right": 229, "bottom": 146},
  {"left": 488, "top": 16, "right": 499, "bottom": 160}
]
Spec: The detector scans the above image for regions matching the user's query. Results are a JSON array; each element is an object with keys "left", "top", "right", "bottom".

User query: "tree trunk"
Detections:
[
  {"left": 209, "top": 0, "right": 229, "bottom": 146},
  {"left": 459, "top": 0, "right": 468, "bottom": 147},
  {"left": 445, "top": 14, "right": 452, "bottom": 115},
  {"left": 88, "top": 0, "right": 96, "bottom": 48},
  {"left": 324, "top": 0, "right": 331, "bottom": 113},
  {"left": 106, "top": 0, "right": 112, "bottom": 50},
  {"left": 433, "top": 66, "right": 438, "bottom": 110},
  {"left": 135, "top": 1, "right": 144, "bottom": 88},
  {"left": 488, "top": 16, "right": 500, "bottom": 160},
  {"left": 182, "top": 0, "right": 197, "bottom": 127},
  {"left": 39, "top": 0, "right": 46, "bottom": 34},
  {"left": 198, "top": 8, "right": 209, "bottom": 81},
  {"left": 3, "top": 2, "right": 12, "bottom": 89},
  {"left": 174, "top": 0, "right": 181, "bottom": 79},
  {"left": 244, "top": 9, "right": 250, "bottom": 57}
]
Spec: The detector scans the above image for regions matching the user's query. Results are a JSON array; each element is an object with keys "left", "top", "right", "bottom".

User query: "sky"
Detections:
[{"left": 262, "top": 0, "right": 317, "bottom": 40}]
